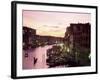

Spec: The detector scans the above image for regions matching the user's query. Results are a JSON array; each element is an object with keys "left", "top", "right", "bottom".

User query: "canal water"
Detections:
[{"left": 23, "top": 45, "right": 53, "bottom": 69}]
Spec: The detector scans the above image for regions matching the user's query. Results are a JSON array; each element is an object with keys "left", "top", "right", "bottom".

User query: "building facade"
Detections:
[
  {"left": 64, "top": 23, "right": 91, "bottom": 66},
  {"left": 65, "top": 23, "right": 90, "bottom": 50},
  {"left": 23, "top": 26, "right": 36, "bottom": 50}
]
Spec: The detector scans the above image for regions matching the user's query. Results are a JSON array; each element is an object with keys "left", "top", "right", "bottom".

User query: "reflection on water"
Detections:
[{"left": 23, "top": 45, "right": 53, "bottom": 69}]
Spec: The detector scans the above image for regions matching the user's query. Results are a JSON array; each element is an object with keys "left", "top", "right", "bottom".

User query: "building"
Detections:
[
  {"left": 65, "top": 23, "right": 90, "bottom": 50},
  {"left": 64, "top": 23, "right": 91, "bottom": 66},
  {"left": 23, "top": 26, "right": 36, "bottom": 50}
]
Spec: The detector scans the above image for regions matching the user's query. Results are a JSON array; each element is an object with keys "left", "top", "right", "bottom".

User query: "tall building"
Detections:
[
  {"left": 64, "top": 23, "right": 91, "bottom": 66},
  {"left": 65, "top": 23, "right": 90, "bottom": 51}
]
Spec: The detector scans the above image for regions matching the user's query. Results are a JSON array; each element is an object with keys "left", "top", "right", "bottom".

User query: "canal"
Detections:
[{"left": 23, "top": 45, "right": 53, "bottom": 69}]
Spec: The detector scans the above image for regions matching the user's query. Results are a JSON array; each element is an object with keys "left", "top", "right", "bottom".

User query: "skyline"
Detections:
[{"left": 23, "top": 10, "right": 91, "bottom": 37}]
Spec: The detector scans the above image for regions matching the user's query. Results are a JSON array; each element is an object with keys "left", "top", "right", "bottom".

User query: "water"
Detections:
[{"left": 23, "top": 45, "right": 53, "bottom": 69}]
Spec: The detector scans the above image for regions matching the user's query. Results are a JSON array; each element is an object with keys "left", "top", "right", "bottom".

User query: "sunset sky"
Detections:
[{"left": 23, "top": 10, "right": 91, "bottom": 37}]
